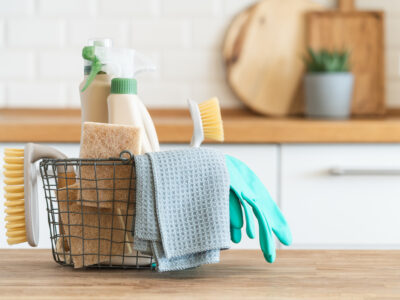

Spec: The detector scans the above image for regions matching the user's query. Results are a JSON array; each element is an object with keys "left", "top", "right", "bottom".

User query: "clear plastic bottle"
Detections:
[{"left": 79, "top": 38, "right": 112, "bottom": 125}]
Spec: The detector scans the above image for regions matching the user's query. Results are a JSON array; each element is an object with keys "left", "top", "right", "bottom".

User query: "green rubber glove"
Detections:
[
  {"left": 226, "top": 155, "right": 292, "bottom": 262},
  {"left": 230, "top": 190, "right": 243, "bottom": 243},
  {"left": 241, "top": 194, "right": 256, "bottom": 239},
  {"left": 230, "top": 190, "right": 255, "bottom": 243},
  {"left": 241, "top": 192, "right": 276, "bottom": 263}
]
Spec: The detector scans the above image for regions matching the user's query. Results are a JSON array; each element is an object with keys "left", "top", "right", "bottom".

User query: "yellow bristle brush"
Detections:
[
  {"left": 4, "top": 143, "right": 74, "bottom": 246},
  {"left": 188, "top": 97, "right": 224, "bottom": 147},
  {"left": 4, "top": 148, "right": 26, "bottom": 245}
]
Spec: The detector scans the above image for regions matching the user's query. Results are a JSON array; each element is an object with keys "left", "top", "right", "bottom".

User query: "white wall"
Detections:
[{"left": 0, "top": 0, "right": 399, "bottom": 109}]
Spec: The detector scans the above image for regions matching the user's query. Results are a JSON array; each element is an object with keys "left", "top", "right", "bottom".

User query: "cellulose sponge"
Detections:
[
  {"left": 57, "top": 184, "right": 135, "bottom": 268},
  {"left": 79, "top": 122, "right": 141, "bottom": 209}
]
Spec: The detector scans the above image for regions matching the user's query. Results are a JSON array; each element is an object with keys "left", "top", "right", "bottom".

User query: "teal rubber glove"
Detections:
[
  {"left": 230, "top": 190, "right": 255, "bottom": 243},
  {"left": 241, "top": 191, "right": 276, "bottom": 263},
  {"left": 241, "top": 194, "right": 256, "bottom": 239},
  {"left": 226, "top": 155, "right": 292, "bottom": 262},
  {"left": 229, "top": 189, "right": 243, "bottom": 243}
]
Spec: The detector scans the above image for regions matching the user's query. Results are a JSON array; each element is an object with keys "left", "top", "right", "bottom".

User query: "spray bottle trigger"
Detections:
[
  {"left": 81, "top": 46, "right": 102, "bottom": 92},
  {"left": 80, "top": 60, "right": 101, "bottom": 92}
]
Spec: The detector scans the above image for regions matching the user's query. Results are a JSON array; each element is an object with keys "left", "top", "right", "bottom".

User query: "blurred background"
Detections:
[
  {"left": 0, "top": 0, "right": 398, "bottom": 109},
  {"left": 1, "top": 0, "right": 400, "bottom": 252}
]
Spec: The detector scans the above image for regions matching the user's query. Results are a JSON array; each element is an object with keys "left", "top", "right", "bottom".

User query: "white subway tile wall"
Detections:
[
  {"left": 0, "top": 50, "right": 34, "bottom": 79},
  {"left": 0, "top": 20, "right": 4, "bottom": 46},
  {"left": 0, "top": 84, "right": 4, "bottom": 107},
  {"left": 8, "top": 82, "right": 66, "bottom": 107},
  {"left": 0, "top": 0, "right": 34, "bottom": 16},
  {"left": 0, "top": 0, "right": 399, "bottom": 108},
  {"left": 38, "top": 0, "right": 96, "bottom": 16}
]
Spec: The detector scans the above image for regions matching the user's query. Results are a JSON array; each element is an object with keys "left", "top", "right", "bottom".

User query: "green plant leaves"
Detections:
[{"left": 304, "top": 48, "right": 350, "bottom": 73}]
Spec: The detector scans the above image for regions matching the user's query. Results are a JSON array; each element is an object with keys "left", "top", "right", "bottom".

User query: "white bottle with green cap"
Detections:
[
  {"left": 107, "top": 78, "right": 153, "bottom": 153},
  {"left": 79, "top": 38, "right": 113, "bottom": 125}
]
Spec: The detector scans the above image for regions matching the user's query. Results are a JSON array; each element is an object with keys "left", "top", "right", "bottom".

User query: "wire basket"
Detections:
[{"left": 39, "top": 151, "right": 154, "bottom": 269}]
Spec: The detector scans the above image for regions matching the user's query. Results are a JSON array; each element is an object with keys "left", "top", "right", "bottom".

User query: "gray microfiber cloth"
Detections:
[{"left": 133, "top": 148, "right": 230, "bottom": 272}]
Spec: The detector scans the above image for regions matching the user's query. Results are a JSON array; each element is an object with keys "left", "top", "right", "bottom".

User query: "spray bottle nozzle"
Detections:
[
  {"left": 80, "top": 46, "right": 156, "bottom": 93},
  {"left": 81, "top": 46, "right": 102, "bottom": 92},
  {"left": 82, "top": 46, "right": 95, "bottom": 61}
]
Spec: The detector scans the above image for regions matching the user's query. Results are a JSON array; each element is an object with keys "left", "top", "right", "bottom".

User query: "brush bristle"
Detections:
[
  {"left": 3, "top": 148, "right": 27, "bottom": 245},
  {"left": 198, "top": 97, "right": 224, "bottom": 142}
]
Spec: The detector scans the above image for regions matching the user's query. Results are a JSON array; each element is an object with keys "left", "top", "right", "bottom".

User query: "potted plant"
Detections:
[{"left": 303, "top": 48, "right": 354, "bottom": 119}]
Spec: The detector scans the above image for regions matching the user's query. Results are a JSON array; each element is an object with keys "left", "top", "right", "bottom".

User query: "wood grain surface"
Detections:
[
  {"left": 3, "top": 108, "right": 400, "bottom": 143},
  {"left": 306, "top": 0, "right": 385, "bottom": 115},
  {"left": 0, "top": 249, "right": 399, "bottom": 299},
  {"left": 223, "top": 0, "right": 322, "bottom": 116}
]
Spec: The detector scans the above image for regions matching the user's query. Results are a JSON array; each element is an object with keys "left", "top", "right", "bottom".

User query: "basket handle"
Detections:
[{"left": 108, "top": 150, "right": 134, "bottom": 163}]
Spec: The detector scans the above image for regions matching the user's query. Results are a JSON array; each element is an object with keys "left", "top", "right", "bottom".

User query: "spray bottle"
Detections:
[
  {"left": 79, "top": 38, "right": 113, "bottom": 125},
  {"left": 81, "top": 44, "right": 159, "bottom": 153}
]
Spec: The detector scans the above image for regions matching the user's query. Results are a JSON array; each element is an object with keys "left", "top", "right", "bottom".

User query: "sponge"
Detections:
[
  {"left": 55, "top": 122, "right": 141, "bottom": 267},
  {"left": 62, "top": 122, "right": 142, "bottom": 268},
  {"left": 79, "top": 122, "right": 141, "bottom": 209},
  {"left": 57, "top": 183, "right": 135, "bottom": 268}
]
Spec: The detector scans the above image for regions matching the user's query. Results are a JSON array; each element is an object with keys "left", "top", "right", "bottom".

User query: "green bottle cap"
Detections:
[{"left": 110, "top": 78, "right": 137, "bottom": 95}]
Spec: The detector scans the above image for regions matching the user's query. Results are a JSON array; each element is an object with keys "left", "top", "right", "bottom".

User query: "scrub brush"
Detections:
[
  {"left": 3, "top": 143, "right": 74, "bottom": 246},
  {"left": 188, "top": 97, "right": 224, "bottom": 147}
]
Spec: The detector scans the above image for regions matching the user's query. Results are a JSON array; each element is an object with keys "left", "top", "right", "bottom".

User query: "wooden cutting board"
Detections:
[
  {"left": 306, "top": 0, "right": 385, "bottom": 115},
  {"left": 223, "top": 0, "right": 322, "bottom": 116}
]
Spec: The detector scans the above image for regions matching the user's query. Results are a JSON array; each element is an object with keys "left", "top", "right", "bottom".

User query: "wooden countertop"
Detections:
[
  {"left": 2, "top": 108, "right": 400, "bottom": 143},
  {"left": 1, "top": 249, "right": 399, "bottom": 299}
]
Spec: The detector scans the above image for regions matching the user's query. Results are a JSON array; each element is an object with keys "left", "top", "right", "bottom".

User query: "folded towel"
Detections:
[{"left": 133, "top": 148, "right": 230, "bottom": 272}]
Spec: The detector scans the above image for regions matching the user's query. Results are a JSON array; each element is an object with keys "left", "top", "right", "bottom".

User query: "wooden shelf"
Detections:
[{"left": 1, "top": 108, "right": 400, "bottom": 143}]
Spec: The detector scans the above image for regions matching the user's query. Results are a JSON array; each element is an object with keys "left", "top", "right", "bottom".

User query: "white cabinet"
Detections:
[
  {"left": 281, "top": 144, "right": 400, "bottom": 249},
  {"left": 4, "top": 142, "right": 400, "bottom": 250},
  {"left": 0, "top": 143, "right": 279, "bottom": 250}
]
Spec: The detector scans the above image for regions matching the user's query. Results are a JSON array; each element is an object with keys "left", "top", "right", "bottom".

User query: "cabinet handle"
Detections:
[{"left": 330, "top": 167, "right": 400, "bottom": 176}]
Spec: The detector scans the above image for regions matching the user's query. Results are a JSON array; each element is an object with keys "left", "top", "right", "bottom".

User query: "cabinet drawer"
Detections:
[{"left": 281, "top": 144, "right": 400, "bottom": 249}]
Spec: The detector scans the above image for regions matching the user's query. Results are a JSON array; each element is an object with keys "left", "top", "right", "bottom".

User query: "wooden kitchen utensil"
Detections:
[
  {"left": 223, "top": 0, "right": 322, "bottom": 116},
  {"left": 306, "top": 0, "right": 385, "bottom": 115}
]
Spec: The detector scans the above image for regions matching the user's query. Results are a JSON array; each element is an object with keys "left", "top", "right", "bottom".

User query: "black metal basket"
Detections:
[{"left": 39, "top": 151, "right": 154, "bottom": 269}]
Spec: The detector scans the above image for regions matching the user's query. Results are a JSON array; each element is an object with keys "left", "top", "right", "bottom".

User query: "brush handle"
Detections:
[
  {"left": 188, "top": 99, "right": 204, "bottom": 147},
  {"left": 24, "top": 143, "right": 74, "bottom": 247}
]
